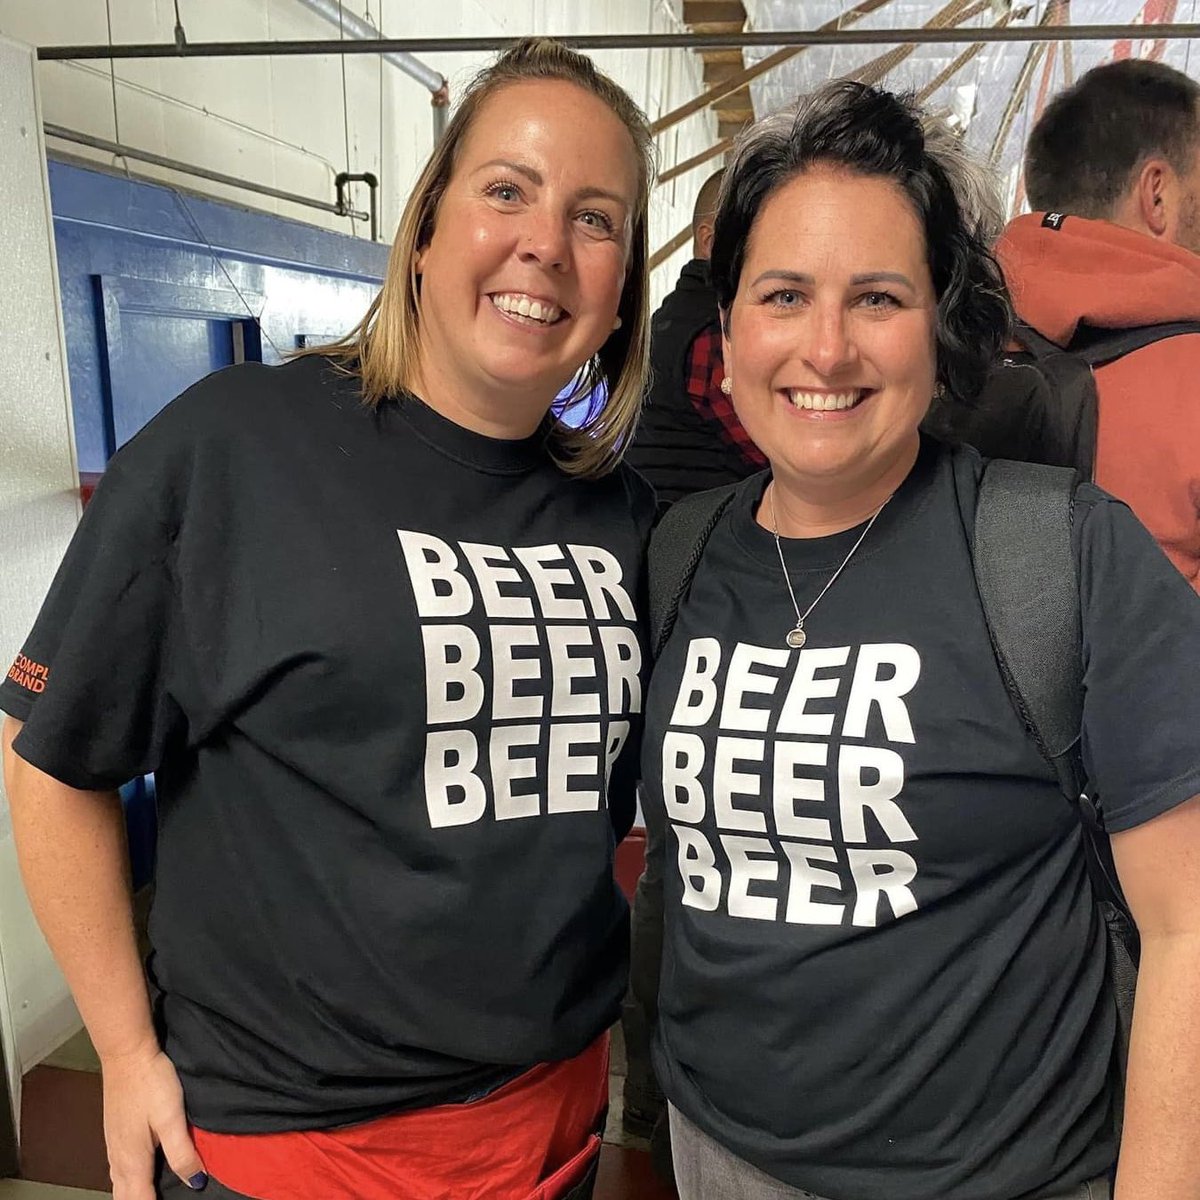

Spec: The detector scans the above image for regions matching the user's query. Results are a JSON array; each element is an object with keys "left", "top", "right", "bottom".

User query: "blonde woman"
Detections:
[{"left": 1, "top": 38, "right": 654, "bottom": 1200}]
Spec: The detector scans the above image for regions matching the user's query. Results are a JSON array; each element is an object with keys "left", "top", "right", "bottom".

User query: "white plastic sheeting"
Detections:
[{"left": 741, "top": 0, "right": 1200, "bottom": 211}]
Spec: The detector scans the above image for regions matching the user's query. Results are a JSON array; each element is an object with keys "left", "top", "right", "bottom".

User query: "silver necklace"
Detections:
[{"left": 769, "top": 485, "right": 890, "bottom": 650}]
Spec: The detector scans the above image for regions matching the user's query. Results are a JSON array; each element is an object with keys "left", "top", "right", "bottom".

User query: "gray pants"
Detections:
[{"left": 669, "top": 1104, "right": 1113, "bottom": 1200}]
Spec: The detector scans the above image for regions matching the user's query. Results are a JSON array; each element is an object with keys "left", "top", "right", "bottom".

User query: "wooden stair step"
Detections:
[
  {"left": 703, "top": 58, "right": 751, "bottom": 84},
  {"left": 683, "top": 0, "right": 747, "bottom": 23}
]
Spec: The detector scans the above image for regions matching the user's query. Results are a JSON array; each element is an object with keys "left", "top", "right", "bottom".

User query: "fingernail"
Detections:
[{"left": 187, "top": 1172, "right": 208, "bottom": 1191}]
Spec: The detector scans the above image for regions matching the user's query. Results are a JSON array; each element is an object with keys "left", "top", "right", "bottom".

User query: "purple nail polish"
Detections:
[{"left": 187, "top": 1172, "right": 208, "bottom": 1191}]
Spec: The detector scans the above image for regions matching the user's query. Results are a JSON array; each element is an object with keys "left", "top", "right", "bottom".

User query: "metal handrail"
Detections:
[{"left": 43, "top": 124, "right": 369, "bottom": 224}]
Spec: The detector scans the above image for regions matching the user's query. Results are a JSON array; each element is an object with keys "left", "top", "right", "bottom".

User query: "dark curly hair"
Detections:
[{"left": 710, "top": 81, "right": 1011, "bottom": 405}]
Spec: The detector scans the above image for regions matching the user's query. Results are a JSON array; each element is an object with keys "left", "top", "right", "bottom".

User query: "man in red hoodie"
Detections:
[{"left": 996, "top": 58, "right": 1200, "bottom": 591}]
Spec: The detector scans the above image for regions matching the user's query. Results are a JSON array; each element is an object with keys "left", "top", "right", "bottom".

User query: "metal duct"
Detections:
[{"left": 291, "top": 0, "right": 446, "bottom": 95}]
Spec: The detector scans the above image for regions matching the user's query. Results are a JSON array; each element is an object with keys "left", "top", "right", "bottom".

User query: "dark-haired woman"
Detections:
[
  {"left": 637, "top": 83, "right": 1200, "bottom": 1200},
  {"left": 2, "top": 39, "right": 655, "bottom": 1200}
]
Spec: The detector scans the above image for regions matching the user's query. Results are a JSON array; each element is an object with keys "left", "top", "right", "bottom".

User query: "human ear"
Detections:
[{"left": 1135, "top": 160, "right": 1171, "bottom": 238}]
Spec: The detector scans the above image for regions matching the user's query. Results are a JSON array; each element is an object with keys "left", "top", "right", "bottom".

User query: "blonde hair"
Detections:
[{"left": 311, "top": 38, "right": 654, "bottom": 480}]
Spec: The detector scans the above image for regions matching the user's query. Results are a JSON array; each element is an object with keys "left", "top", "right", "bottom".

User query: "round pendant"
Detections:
[{"left": 786, "top": 626, "right": 807, "bottom": 649}]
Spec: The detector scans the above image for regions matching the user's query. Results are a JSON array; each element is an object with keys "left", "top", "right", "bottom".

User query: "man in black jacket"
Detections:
[{"left": 626, "top": 170, "right": 764, "bottom": 511}]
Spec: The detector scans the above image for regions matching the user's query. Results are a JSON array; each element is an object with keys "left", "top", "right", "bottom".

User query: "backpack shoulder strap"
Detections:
[
  {"left": 973, "top": 459, "right": 1085, "bottom": 802},
  {"left": 974, "top": 460, "right": 1136, "bottom": 958},
  {"left": 1069, "top": 319, "right": 1200, "bottom": 368},
  {"left": 648, "top": 483, "right": 740, "bottom": 658},
  {"left": 1011, "top": 320, "right": 1063, "bottom": 359}
]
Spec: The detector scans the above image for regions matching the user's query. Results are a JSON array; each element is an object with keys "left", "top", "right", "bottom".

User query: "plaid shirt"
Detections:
[{"left": 685, "top": 325, "right": 767, "bottom": 468}]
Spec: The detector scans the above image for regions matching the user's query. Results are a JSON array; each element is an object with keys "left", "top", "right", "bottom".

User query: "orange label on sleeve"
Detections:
[{"left": 6, "top": 654, "right": 49, "bottom": 695}]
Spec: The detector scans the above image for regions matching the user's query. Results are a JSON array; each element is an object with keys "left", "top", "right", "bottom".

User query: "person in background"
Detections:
[
  {"left": 640, "top": 80, "right": 1200, "bottom": 1200},
  {"left": 626, "top": 168, "right": 766, "bottom": 511},
  {"left": 2, "top": 37, "right": 655, "bottom": 1200},
  {"left": 998, "top": 58, "right": 1200, "bottom": 591}
]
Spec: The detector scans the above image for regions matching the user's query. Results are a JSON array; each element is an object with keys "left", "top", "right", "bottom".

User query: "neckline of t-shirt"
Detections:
[
  {"left": 728, "top": 437, "right": 941, "bottom": 574},
  {"left": 390, "top": 389, "right": 550, "bottom": 475}
]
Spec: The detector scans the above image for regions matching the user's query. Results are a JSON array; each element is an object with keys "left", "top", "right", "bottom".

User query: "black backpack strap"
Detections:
[
  {"left": 631, "top": 479, "right": 739, "bottom": 1148},
  {"left": 973, "top": 460, "right": 1085, "bottom": 803},
  {"left": 974, "top": 460, "right": 1139, "bottom": 1098},
  {"left": 1013, "top": 318, "right": 1200, "bottom": 366},
  {"left": 648, "top": 483, "right": 740, "bottom": 658},
  {"left": 1011, "top": 320, "right": 1064, "bottom": 360},
  {"left": 1069, "top": 319, "right": 1200, "bottom": 367}
]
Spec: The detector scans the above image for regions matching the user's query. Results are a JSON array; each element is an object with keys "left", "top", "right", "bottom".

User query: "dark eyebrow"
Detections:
[
  {"left": 748, "top": 269, "right": 917, "bottom": 290},
  {"left": 850, "top": 271, "right": 915, "bottom": 289},
  {"left": 749, "top": 270, "right": 815, "bottom": 288},
  {"left": 475, "top": 160, "right": 629, "bottom": 209}
]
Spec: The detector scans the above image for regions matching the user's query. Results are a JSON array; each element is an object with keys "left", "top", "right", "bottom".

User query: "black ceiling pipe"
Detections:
[{"left": 35, "top": 24, "right": 1200, "bottom": 60}]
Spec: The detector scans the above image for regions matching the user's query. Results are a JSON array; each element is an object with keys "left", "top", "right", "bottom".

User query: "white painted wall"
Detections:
[
  {"left": 0, "top": 0, "right": 717, "bottom": 305},
  {"left": 0, "top": 34, "right": 86, "bottom": 1135}
]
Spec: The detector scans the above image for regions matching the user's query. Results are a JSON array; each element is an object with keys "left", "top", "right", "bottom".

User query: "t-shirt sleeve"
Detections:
[
  {"left": 1076, "top": 485, "right": 1200, "bottom": 832},
  {"left": 0, "top": 455, "right": 184, "bottom": 792}
]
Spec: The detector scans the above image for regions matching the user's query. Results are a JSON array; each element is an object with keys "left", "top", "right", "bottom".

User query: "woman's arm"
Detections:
[
  {"left": 2, "top": 716, "right": 205, "bottom": 1199},
  {"left": 1111, "top": 792, "right": 1200, "bottom": 1200}
]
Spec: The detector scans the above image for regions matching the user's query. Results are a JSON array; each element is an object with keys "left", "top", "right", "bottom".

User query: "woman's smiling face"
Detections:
[
  {"left": 723, "top": 165, "right": 939, "bottom": 500},
  {"left": 413, "top": 78, "right": 639, "bottom": 432}
]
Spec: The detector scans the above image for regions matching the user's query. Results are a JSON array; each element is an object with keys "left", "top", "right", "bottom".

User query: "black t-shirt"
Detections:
[
  {"left": 1, "top": 355, "right": 654, "bottom": 1132},
  {"left": 644, "top": 439, "right": 1200, "bottom": 1200}
]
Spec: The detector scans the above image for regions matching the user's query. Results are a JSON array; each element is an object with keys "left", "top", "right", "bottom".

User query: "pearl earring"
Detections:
[
  {"left": 719, "top": 376, "right": 733, "bottom": 395},
  {"left": 612, "top": 316, "right": 622, "bottom": 331}
]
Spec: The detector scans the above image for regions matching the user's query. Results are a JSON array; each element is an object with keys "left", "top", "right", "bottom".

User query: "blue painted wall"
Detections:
[
  {"left": 46, "top": 160, "right": 389, "bottom": 886},
  {"left": 49, "top": 158, "right": 389, "bottom": 474}
]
